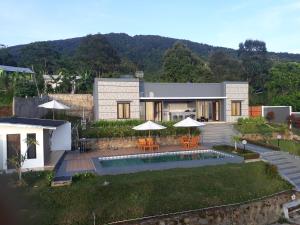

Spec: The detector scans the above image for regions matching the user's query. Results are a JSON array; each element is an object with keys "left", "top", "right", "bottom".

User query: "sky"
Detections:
[{"left": 1, "top": 0, "right": 300, "bottom": 53}]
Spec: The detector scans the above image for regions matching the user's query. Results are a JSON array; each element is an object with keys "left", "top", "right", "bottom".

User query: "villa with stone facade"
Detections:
[{"left": 93, "top": 77, "right": 249, "bottom": 122}]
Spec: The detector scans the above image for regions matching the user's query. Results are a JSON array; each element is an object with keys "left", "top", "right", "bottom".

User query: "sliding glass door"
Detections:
[{"left": 145, "top": 101, "right": 162, "bottom": 121}]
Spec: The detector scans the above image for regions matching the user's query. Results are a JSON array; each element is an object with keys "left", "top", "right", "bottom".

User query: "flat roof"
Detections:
[
  {"left": 141, "top": 82, "right": 225, "bottom": 98},
  {"left": 0, "top": 117, "right": 66, "bottom": 129},
  {"left": 0, "top": 65, "right": 34, "bottom": 74}
]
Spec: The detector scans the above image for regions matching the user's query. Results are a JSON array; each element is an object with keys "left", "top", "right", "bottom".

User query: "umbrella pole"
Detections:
[
  {"left": 52, "top": 109, "right": 54, "bottom": 120},
  {"left": 148, "top": 130, "right": 150, "bottom": 137}
]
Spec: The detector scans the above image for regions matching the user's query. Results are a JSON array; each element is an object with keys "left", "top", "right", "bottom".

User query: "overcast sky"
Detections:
[{"left": 1, "top": 0, "right": 300, "bottom": 53}]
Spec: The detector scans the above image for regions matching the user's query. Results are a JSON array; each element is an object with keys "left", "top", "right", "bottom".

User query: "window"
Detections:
[
  {"left": 27, "top": 133, "right": 36, "bottom": 159},
  {"left": 117, "top": 102, "right": 130, "bottom": 119},
  {"left": 231, "top": 101, "right": 241, "bottom": 116}
]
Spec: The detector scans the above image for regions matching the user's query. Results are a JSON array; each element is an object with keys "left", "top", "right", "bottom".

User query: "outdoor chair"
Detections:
[
  {"left": 180, "top": 136, "right": 191, "bottom": 150},
  {"left": 188, "top": 136, "right": 200, "bottom": 149},
  {"left": 146, "top": 138, "right": 159, "bottom": 151},
  {"left": 137, "top": 138, "right": 150, "bottom": 151}
]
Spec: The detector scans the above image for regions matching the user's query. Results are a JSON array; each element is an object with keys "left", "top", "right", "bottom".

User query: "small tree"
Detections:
[
  {"left": 7, "top": 138, "right": 38, "bottom": 183},
  {"left": 266, "top": 111, "right": 275, "bottom": 123},
  {"left": 232, "top": 135, "right": 241, "bottom": 151}
]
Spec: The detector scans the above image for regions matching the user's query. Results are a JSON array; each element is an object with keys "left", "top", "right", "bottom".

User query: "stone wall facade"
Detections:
[
  {"left": 110, "top": 190, "right": 298, "bottom": 225},
  {"left": 224, "top": 82, "right": 249, "bottom": 123},
  {"left": 86, "top": 135, "right": 181, "bottom": 151},
  {"left": 94, "top": 78, "right": 140, "bottom": 120},
  {"left": 49, "top": 94, "right": 93, "bottom": 120}
]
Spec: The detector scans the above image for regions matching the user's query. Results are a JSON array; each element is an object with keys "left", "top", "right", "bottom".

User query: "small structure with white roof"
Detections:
[{"left": 0, "top": 117, "right": 71, "bottom": 171}]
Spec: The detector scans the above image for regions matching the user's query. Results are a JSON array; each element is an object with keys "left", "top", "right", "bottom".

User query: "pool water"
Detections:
[{"left": 100, "top": 152, "right": 225, "bottom": 168}]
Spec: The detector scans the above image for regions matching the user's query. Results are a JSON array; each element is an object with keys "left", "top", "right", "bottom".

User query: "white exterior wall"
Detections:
[
  {"left": 224, "top": 82, "right": 249, "bottom": 122},
  {"left": 94, "top": 78, "right": 140, "bottom": 120},
  {"left": 0, "top": 125, "right": 45, "bottom": 170},
  {"left": 51, "top": 122, "right": 71, "bottom": 151}
]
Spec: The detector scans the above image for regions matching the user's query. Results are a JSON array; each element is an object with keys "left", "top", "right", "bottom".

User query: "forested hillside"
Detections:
[{"left": 1, "top": 33, "right": 300, "bottom": 109}]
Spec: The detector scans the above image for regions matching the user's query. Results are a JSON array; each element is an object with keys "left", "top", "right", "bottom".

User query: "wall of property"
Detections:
[
  {"left": 112, "top": 190, "right": 298, "bottom": 225},
  {"left": 51, "top": 122, "right": 72, "bottom": 151},
  {"left": 86, "top": 135, "right": 182, "bottom": 151},
  {"left": 263, "top": 106, "right": 291, "bottom": 123},
  {"left": 94, "top": 78, "right": 140, "bottom": 120},
  {"left": 49, "top": 94, "right": 93, "bottom": 120},
  {"left": 224, "top": 82, "right": 249, "bottom": 122},
  {"left": 0, "top": 106, "right": 12, "bottom": 117},
  {"left": 0, "top": 125, "right": 45, "bottom": 170}
]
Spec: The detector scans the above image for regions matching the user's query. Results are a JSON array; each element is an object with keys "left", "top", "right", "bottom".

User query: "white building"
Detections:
[{"left": 0, "top": 117, "right": 71, "bottom": 171}]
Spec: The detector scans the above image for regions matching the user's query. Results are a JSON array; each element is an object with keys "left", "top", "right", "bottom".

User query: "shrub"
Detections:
[
  {"left": 265, "top": 163, "right": 278, "bottom": 178},
  {"left": 72, "top": 172, "right": 96, "bottom": 182},
  {"left": 81, "top": 120, "right": 201, "bottom": 138}
]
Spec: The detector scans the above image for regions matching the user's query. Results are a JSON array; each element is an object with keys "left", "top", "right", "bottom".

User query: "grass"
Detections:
[
  {"left": 212, "top": 145, "right": 260, "bottom": 160},
  {"left": 269, "top": 139, "right": 300, "bottom": 156},
  {"left": 1, "top": 162, "right": 291, "bottom": 225}
]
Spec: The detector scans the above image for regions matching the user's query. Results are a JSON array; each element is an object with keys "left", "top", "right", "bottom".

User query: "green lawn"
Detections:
[
  {"left": 2, "top": 162, "right": 291, "bottom": 225},
  {"left": 269, "top": 139, "right": 300, "bottom": 156}
]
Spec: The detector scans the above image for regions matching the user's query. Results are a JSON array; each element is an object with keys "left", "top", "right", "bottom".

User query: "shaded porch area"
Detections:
[{"left": 141, "top": 99, "right": 225, "bottom": 122}]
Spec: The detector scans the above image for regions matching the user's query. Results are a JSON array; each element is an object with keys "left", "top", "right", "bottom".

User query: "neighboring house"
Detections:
[
  {"left": 0, "top": 65, "right": 34, "bottom": 75},
  {"left": 93, "top": 77, "right": 249, "bottom": 122},
  {"left": 0, "top": 117, "right": 71, "bottom": 171}
]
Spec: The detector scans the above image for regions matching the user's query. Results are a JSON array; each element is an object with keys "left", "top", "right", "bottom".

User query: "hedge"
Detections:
[
  {"left": 242, "top": 138, "right": 280, "bottom": 151},
  {"left": 81, "top": 120, "right": 201, "bottom": 138}
]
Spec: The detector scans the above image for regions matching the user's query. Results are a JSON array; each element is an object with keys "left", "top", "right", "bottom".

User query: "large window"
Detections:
[
  {"left": 27, "top": 133, "right": 36, "bottom": 159},
  {"left": 117, "top": 102, "right": 130, "bottom": 119},
  {"left": 231, "top": 101, "right": 241, "bottom": 116}
]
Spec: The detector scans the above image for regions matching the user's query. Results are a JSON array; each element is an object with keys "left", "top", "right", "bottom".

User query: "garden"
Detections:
[
  {"left": 0, "top": 162, "right": 292, "bottom": 225},
  {"left": 213, "top": 145, "right": 260, "bottom": 160},
  {"left": 235, "top": 117, "right": 300, "bottom": 155}
]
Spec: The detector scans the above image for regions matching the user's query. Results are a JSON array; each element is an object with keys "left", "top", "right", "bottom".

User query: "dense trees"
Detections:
[
  {"left": 162, "top": 43, "right": 212, "bottom": 82},
  {"left": 238, "top": 40, "right": 271, "bottom": 90},
  {"left": 1, "top": 33, "right": 300, "bottom": 110},
  {"left": 209, "top": 51, "right": 244, "bottom": 82},
  {"left": 267, "top": 62, "right": 300, "bottom": 111}
]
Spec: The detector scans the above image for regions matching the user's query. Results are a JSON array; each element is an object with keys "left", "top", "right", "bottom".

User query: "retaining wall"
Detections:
[
  {"left": 85, "top": 135, "right": 181, "bottom": 151},
  {"left": 109, "top": 190, "right": 298, "bottom": 225}
]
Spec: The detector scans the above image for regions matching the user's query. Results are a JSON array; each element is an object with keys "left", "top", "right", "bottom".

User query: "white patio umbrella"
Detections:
[
  {"left": 38, "top": 100, "right": 70, "bottom": 119},
  {"left": 173, "top": 117, "right": 205, "bottom": 136},
  {"left": 132, "top": 121, "right": 166, "bottom": 137}
]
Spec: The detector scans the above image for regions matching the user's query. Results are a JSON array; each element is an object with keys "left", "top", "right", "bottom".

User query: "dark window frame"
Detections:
[
  {"left": 27, "top": 133, "right": 37, "bottom": 159},
  {"left": 231, "top": 101, "right": 242, "bottom": 116},
  {"left": 117, "top": 102, "right": 131, "bottom": 119}
]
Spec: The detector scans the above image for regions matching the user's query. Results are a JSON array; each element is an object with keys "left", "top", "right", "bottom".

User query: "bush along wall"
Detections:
[{"left": 81, "top": 120, "right": 201, "bottom": 138}]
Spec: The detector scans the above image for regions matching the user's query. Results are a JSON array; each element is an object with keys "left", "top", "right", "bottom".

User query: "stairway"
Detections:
[
  {"left": 201, "top": 123, "right": 238, "bottom": 144},
  {"left": 261, "top": 151, "right": 300, "bottom": 191}
]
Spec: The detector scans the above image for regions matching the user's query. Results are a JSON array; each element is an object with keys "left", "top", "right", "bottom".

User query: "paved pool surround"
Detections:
[{"left": 93, "top": 149, "right": 244, "bottom": 175}]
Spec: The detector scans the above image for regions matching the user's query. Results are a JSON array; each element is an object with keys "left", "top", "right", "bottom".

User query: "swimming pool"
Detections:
[{"left": 99, "top": 150, "right": 228, "bottom": 168}]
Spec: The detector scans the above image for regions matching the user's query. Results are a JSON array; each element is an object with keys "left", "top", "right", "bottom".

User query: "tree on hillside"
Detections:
[
  {"left": 75, "top": 34, "right": 121, "bottom": 77},
  {"left": 267, "top": 62, "right": 300, "bottom": 111},
  {"left": 19, "top": 42, "right": 61, "bottom": 74},
  {"left": 162, "top": 42, "right": 212, "bottom": 82},
  {"left": 0, "top": 47, "right": 17, "bottom": 66},
  {"left": 238, "top": 40, "right": 271, "bottom": 90},
  {"left": 209, "top": 51, "right": 245, "bottom": 82}
]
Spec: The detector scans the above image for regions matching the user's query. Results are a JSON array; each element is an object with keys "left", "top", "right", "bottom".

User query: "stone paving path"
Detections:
[{"left": 239, "top": 143, "right": 300, "bottom": 191}]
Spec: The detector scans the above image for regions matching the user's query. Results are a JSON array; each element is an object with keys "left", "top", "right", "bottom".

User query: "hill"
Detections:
[{"left": 4, "top": 33, "right": 300, "bottom": 76}]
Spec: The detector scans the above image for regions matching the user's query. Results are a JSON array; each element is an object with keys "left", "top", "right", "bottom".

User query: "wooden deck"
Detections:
[{"left": 60, "top": 145, "right": 209, "bottom": 174}]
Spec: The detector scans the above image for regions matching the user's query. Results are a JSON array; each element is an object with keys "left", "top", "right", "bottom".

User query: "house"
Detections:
[
  {"left": 93, "top": 77, "right": 249, "bottom": 122},
  {"left": 0, "top": 117, "right": 71, "bottom": 171}
]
